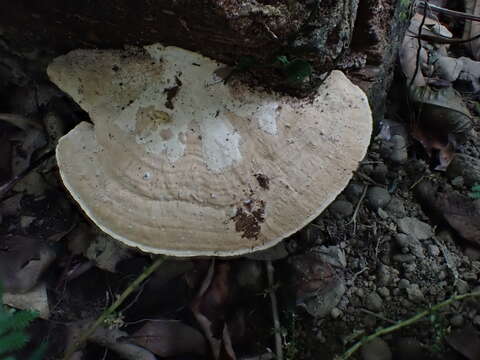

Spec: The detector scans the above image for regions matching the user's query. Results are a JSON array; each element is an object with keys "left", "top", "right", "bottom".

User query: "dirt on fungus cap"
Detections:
[{"left": 48, "top": 44, "right": 372, "bottom": 257}]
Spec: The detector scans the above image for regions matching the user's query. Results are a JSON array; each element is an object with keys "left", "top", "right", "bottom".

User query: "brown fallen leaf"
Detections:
[
  {"left": 191, "top": 260, "right": 236, "bottom": 360},
  {"left": 415, "top": 182, "right": 480, "bottom": 247},
  {"left": 128, "top": 320, "right": 207, "bottom": 357},
  {"left": 0, "top": 234, "right": 56, "bottom": 293},
  {"left": 435, "top": 191, "right": 480, "bottom": 247},
  {"left": 409, "top": 86, "right": 471, "bottom": 170},
  {"left": 446, "top": 325, "right": 480, "bottom": 360}
]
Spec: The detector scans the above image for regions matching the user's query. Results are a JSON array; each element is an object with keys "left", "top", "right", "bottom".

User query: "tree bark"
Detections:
[{"left": 0, "top": 0, "right": 409, "bottom": 121}]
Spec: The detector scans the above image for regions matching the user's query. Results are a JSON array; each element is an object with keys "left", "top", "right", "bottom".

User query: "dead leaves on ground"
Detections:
[{"left": 416, "top": 181, "right": 480, "bottom": 247}]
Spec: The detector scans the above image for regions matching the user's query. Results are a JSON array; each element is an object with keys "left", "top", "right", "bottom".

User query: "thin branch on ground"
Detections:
[
  {"left": 359, "top": 308, "right": 396, "bottom": 325},
  {"left": 266, "top": 260, "right": 283, "bottom": 360},
  {"left": 418, "top": 1, "right": 480, "bottom": 22},
  {"left": 409, "top": 0, "right": 429, "bottom": 89},
  {"left": 338, "top": 290, "right": 480, "bottom": 360},
  {"left": 0, "top": 150, "right": 54, "bottom": 200},
  {"left": 63, "top": 256, "right": 167, "bottom": 360},
  {"left": 347, "top": 184, "right": 368, "bottom": 234}
]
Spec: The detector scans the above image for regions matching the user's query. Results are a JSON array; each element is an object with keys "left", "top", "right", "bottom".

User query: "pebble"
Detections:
[
  {"left": 330, "top": 307, "right": 343, "bottom": 319},
  {"left": 361, "top": 338, "right": 392, "bottom": 360},
  {"left": 344, "top": 183, "right": 364, "bottom": 203},
  {"left": 450, "top": 314, "right": 464, "bottom": 327},
  {"left": 390, "top": 135, "right": 408, "bottom": 164},
  {"left": 372, "top": 164, "right": 389, "bottom": 184},
  {"left": 447, "top": 154, "right": 480, "bottom": 187},
  {"left": 463, "top": 272, "right": 477, "bottom": 281},
  {"left": 398, "top": 279, "right": 410, "bottom": 289},
  {"left": 377, "top": 287, "right": 390, "bottom": 298},
  {"left": 474, "top": 315, "right": 480, "bottom": 326},
  {"left": 365, "top": 292, "right": 383, "bottom": 312},
  {"left": 396, "top": 217, "right": 433, "bottom": 240},
  {"left": 376, "top": 264, "right": 391, "bottom": 286},
  {"left": 329, "top": 200, "right": 354, "bottom": 220},
  {"left": 438, "top": 270, "right": 447, "bottom": 281},
  {"left": 367, "top": 187, "right": 391, "bottom": 210},
  {"left": 428, "top": 245, "right": 440, "bottom": 257},
  {"left": 385, "top": 197, "right": 406, "bottom": 218},
  {"left": 450, "top": 176, "right": 464, "bottom": 188},
  {"left": 407, "top": 284, "right": 424, "bottom": 303},
  {"left": 456, "top": 279, "right": 470, "bottom": 294}
]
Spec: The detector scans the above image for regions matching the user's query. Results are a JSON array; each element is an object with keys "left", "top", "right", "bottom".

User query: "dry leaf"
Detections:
[
  {"left": 129, "top": 320, "right": 207, "bottom": 357},
  {"left": 446, "top": 325, "right": 480, "bottom": 360},
  {"left": 191, "top": 261, "right": 236, "bottom": 360}
]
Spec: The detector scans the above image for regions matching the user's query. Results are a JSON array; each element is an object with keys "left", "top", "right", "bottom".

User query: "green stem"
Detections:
[
  {"left": 63, "top": 255, "right": 167, "bottom": 360},
  {"left": 340, "top": 291, "right": 480, "bottom": 360}
]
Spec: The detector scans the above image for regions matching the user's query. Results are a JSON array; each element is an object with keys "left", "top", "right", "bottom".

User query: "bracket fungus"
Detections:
[{"left": 48, "top": 44, "right": 372, "bottom": 257}]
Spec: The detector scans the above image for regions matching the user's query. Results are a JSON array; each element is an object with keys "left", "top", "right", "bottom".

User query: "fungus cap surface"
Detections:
[{"left": 49, "top": 44, "right": 372, "bottom": 256}]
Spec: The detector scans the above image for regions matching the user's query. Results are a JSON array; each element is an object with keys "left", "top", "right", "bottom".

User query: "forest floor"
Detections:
[{"left": 1, "top": 38, "right": 480, "bottom": 360}]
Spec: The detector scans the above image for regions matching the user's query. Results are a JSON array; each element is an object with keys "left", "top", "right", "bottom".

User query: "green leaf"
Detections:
[
  {"left": 0, "top": 331, "right": 29, "bottom": 356},
  {"left": 274, "top": 55, "right": 290, "bottom": 67}
]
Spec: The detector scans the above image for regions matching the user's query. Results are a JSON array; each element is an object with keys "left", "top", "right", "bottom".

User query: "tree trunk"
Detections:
[{"left": 0, "top": 0, "right": 409, "bottom": 121}]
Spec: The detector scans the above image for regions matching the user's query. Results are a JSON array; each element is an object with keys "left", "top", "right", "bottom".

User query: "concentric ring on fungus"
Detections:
[{"left": 48, "top": 44, "right": 372, "bottom": 257}]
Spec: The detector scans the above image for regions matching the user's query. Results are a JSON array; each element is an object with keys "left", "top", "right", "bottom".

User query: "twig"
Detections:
[
  {"left": 417, "top": 1, "right": 480, "bottom": 22},
  {"left": 338, "top": 291, "right": 480, "bottom": 360},
  {"left": 0, "top": 150, "right": 54, "bottom": 200},
  {"left": 63, "top": 256, "right": 167, "bottom": 360},
  {"left": 359, "top": 309, "right": 396, "bottom": 325},
  {"left": 409, "top": 0, "right": 429, "bottom": 89},
  {"left": 347, "top": 184, "right": 368, "bottom": 234},
  {"left": 266, "top": 260, "right": 283, "bottom": 360}
]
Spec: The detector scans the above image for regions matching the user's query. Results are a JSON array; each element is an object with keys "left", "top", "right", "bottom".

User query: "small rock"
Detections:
[
  {"left": 463, "top": 272, "right": 477, "bottom": 281},
  {"left": 385, "top": 197, "right": 406, "bottom": 218},
  {"left": 450, "top": 176, "right": 464, "bottom": 188},
  {"left": 447, "top": 154, "right": 480, "bottom": 187},
  {"left": 303, "top": 279, "right": 346, "bottom": 317},
  {"left": 456, "top": 279, "right": 470, "bottom": 294},
  {"left": 428, "top": 245, "right": 440, "bottom": 257},
  {"left": 450, "top": 314, "right": 464, "bottom": 327},
  {"left": 376, "top": 264, "right": 391, "bottom": 286},
  {"left": 330, "top": 307, "right": 342, "bottom": 319},
  {"left": 396, "top": 217, "right": 433, "bottom": 240},
  {"left": 365, "top": 292, "right": 383, "bottom": 312},
  {"left": 398, "top": 279, "right": 410, "bottom": 289},
  {"left": 328, "top": 200, "right": 354, "bottom": 219},
  {"left": 473, "top": 315, "right": 480, "bottom": 326},
  {"left": 390, "top": 135, "right": 408, "bottom": 164},
  {"left": 438, "top": 270, "right": 447, "bottom": 281},
  {"left": 361, "top": 338, "right": 392, "bottom": 360},
  {"left": 367, "top": 187, "right": 391, "bottom": 210},
  {"left": 377, "top": 287, "right": 390, "bottom": 298},
  {"left": 371, "top": 164, "right": 389, "bottom": 184},
  {"left": 406, "top": 284, "right": 424, "bottom": 303},
  {"left": 394, "top": 234, "right": 424, "bottom": 258},
  {"left": 313, "top": 245, "right": 347, "bottom": 268},
  {"left": 344, "top": 183, "right": 365, "bottom": 203},
  {"left": 20, "top": 215, "right": 36, "bottom": 229}
]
